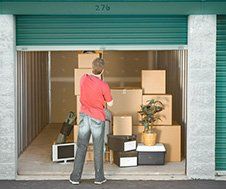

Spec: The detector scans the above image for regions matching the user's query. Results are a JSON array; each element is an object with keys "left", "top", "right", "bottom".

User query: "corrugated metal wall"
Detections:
[
  {"left": 216, "top": 15, "right": 226, "bottom": 171},
  {"left": 16, "top": 15, "right": 187, "bottom": 46},
  {"left": 156, "top": 50, "right": 187, "bottom": 158},
  {"left": 17, "top": 51, "right": 49, "bottom": 155},
  {"left": 50, "top": 51, "right": 77, "bottom": 123}
]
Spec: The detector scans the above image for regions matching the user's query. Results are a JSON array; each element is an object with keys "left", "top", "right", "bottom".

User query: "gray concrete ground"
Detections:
[{"left": 0, "top": 180, "right": 226, "bottom": 189}]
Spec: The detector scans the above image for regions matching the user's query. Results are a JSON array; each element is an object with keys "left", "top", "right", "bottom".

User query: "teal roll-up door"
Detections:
[
  {"left": 216, "top": 15, "right": 226, "bottom": 171},
  {"left": 16, "top": 15, "right": 187, "bottom": 46}
]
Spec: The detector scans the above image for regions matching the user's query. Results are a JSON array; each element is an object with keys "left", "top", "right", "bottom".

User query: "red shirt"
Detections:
[{"left": 80, "top": 74, "right": 112, "bottom": 121}]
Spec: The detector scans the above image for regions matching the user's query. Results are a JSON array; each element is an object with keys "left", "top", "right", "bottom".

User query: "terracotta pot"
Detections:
[{"left": 142, "top": 132, "right": 157, "bottom": 146}]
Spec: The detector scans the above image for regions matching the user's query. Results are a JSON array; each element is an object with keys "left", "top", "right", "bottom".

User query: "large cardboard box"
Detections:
[
  {"left": 78, "top": 53, "right": 100, "bottom": 68},
  {"left": 108, "top": 89, "right": 142, "bottom": 125},
  {"left": 113, "top": 116, "right": 132, "bottom": 135},
  {"left": 142, "top": 95, "right": 172, "bottom": 125},
  {"left": 74, "top": 69, "right": 92, "bottom": 95},
  {"left": 142, "top": 70, "right": 166, "bottom": 94},
  {"left": 132, "top": 125, "right": 181, "bottom": 162}
]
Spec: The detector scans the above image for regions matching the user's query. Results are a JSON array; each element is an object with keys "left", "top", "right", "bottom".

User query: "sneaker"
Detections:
[
  {"left": 94, "top": 179, "right": 107, "bottom": 185},
  {"left": 69, "top": 179, "right": 80, "bottom": 185}
]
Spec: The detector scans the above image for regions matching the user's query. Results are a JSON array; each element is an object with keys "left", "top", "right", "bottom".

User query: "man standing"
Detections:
[{"left": 70, "top": 58, "right": 113, "bottom": 185}]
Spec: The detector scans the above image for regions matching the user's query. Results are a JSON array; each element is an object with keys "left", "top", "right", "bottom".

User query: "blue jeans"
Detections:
[{"left": 70, "top": 113, "right": 105, "bottom": 182}]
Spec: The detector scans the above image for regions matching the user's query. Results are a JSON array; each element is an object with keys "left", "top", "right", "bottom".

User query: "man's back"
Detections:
[{"left": 80, "top": 74, "right": 112, "bottom": 121}]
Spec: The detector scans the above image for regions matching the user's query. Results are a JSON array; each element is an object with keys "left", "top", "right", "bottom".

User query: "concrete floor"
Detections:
[
  {"left": 1, "top": 180, "right": 226, "bottom": 189},
  {"left": 18, "top": 124, "right": 186, "bottom": 180}
]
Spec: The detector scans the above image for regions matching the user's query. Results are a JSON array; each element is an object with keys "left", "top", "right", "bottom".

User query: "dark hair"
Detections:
[{"left": 92, "top": 58, "right": 105, "bottom": 75}]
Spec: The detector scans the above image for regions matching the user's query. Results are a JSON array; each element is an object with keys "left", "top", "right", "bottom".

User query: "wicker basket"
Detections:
[{"left": 142, "top": 132, "right": 157, "bottom": 146}]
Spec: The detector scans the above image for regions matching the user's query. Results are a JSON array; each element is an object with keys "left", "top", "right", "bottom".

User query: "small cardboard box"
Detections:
[
  {"left": 137, "top": 143, "right": 166, "bottom": 165},
  {"left": 142, "top": 94, "right": 172, "bottom": 125},
  {"left": 78, "top": 53, "right": 100, "bottom": 68},
  {"left": 142, "top": 70, "right": 166, "bottom": 94},
  {"left": 108, "top": 89, "right": 142, "bottom": 125},
  {"left": 107, "top": 134, "right": 137, "bottom": 152},
  {"left": 113, "top": 116, "right": 132, "bottom": 135},
  {"left": 132, "top": 125, "right": 181, "bottom": 162},
  {"left": 74, "top": 69, "right": 92, "bottom": 95},
  {"left": 113, "top": 151, "right": 138, "bottom": 167}
]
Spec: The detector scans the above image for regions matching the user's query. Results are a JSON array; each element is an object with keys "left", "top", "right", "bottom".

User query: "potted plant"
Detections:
[{"left": 138, "top": 99, "right": 164, "bottom": 146}]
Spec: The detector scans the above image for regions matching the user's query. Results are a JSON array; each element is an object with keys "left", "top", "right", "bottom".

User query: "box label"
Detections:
[
  {"left": 124, "top": 141, "right": 136, "bottom": 151},
  {"left": 120, "top": 157, "right": 137, "bottom": 167}
]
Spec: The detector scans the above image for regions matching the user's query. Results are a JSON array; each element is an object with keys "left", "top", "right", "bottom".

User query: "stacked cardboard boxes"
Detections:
[
  {"left": 74, "top": 53, "right": 181, "bottom": 164},
  {"left": 133, "top": 70, "right": 181, "bottom": 162},
  {"left": 107, "top": 88, "right": 142, "bottom": 135}
]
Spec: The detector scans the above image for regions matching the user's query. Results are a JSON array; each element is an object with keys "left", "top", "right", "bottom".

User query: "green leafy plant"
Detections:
[{"left": 138, "top": 99, "right": 164, "bottom": 133}]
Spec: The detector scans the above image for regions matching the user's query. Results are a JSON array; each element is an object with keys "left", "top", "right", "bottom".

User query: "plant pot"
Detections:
[{"left": 142, "top": 132, "right": 157, "bottom": 146}]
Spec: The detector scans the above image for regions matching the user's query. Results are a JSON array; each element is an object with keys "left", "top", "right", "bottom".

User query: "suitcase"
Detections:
[{"left": 107, "top": 135, "right": 137, "bottom": 152}]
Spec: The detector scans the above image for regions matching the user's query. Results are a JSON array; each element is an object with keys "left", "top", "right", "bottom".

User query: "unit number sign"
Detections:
[{"left": 95, "top": 4, "right": 111, "bottom": 12}]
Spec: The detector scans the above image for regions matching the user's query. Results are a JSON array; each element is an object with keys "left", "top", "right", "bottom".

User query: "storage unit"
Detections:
[
  {"left": 133, "top": 125, "right": 181, "bottom": 162},
  {"left": 11, "top": 8, "right": 190, "bottom": 178},
  {"left": 137, "top": 143, "right": 166, "bottom": 165},
  {"left": 142, "top": 95, "right": 172, "bottom": 125},
  {"left": 113, "top": 116, "right": 132, "bottom": 136},
  {"left": 142, "top": 70, "right": 166, "bottom": 94},
  {"left": 108, "top": 89, "right": 142, "bottom": 125}
]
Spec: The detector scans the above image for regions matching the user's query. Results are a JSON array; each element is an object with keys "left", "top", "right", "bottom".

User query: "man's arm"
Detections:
[{"left": 103, "top": 83, "right": 113, "bottom": 106}]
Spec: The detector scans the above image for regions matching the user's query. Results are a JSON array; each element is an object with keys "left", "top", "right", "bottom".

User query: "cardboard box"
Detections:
[
  {"left": 108, "top": 135, "right": 137, "bottom": 152},
  {"left": 74, "top": 69, "right": 92, "bottom": 95},
  {"left": 142, "top": 95, "right": 172, "bottom": 125},
  {"left": 78, "top": 53, "right": 100, "bottom": 68},
  {"left": 142, "top": 70, "right": 166, "bottom": 94},
  {"left": 113, "top": 116, "right": 132, "bottom": 135},
  {"left": 113, "top": 151, "right": 138, "bottom": 167},
  {"left": 108, "top": 89, "right": 142, "bottom": 125},
  {"left": 132, "top": 125, "right": 181, "bottom": 162}
]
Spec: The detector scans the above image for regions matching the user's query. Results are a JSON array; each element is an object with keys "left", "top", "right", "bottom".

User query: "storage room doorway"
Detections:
[{"left": 17, "top": 50, "right": 187, "bottom": 179}]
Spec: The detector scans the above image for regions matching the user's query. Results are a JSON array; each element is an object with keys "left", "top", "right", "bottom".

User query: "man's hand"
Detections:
[{"left": 107, "top": 100, "right": 113, "bottom": 107}]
